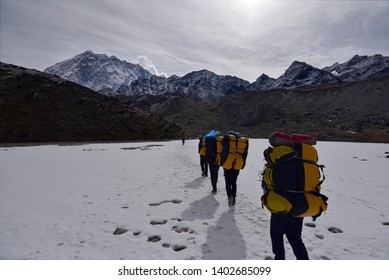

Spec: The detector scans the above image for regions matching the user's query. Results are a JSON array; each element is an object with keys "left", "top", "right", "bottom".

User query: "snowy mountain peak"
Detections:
[
  {"left": 118, "top": 69, "right": 250, "bottom": 99},
  {"left": 256, "top": 73, "right": 271, "bottom": 80},
  {"left": 322, "top": 54, "right": 389, "bottom": 81},
  {"left": 347, "top": 54, "right": 369, "bottom": 66},
  {"left": 44, "top": 51, "right": 153, "bottom": 92},
  {"left": 283, "top": 61, "right": 313, "bottom": 76},
  {"left": 182, "top": 69, "right": 217, "bottom": 79},
  {"left": 249, "top": 74, "right": 276, "bottom": 91},
  {"left": 274, "top": 61, "right": 339, "bottom": 89}
]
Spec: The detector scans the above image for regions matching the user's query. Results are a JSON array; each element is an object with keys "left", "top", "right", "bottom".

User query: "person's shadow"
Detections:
[
  {"left": 181, "top": 193, "right": 220, "bottom": 221},
  {"left": 201, "top": 207, "right": 247, "bottom": 259},
  {"left": 184, "top": 177, "right": 205, "bottom": 189}
]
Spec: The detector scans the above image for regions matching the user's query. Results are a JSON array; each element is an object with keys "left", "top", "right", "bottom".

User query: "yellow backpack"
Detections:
[
  {"left": 220, "top": 133, "right": 249, "bottom": 170},
  {"left": 261, "top": 142, "right": 328, "bottom": 220},
  {"left": 198, "top": 138, "right": 206, "bottom": 156}
]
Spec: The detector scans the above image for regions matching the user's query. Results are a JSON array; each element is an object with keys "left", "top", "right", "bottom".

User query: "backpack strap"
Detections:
[
  {"left": 308, "top": 190, "right": 329, "bottom": 203},
  {"left": 312, "top": 207, "right": 323, "bottom": 221},
  {"left": 232, "top": 136, "right": 239, "bottom": 169},
  {"left": 299, "top": 158, "right": 326, "bottom": 190}
]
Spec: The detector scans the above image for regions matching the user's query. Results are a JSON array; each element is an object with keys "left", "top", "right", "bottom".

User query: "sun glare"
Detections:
[
  {"left": 231, "top": 0, "right": 269, "bottom": 16},
  {"left": 240, "top": 0, "right": 259, "bottom": 8},
  {"left": 235, "top": 0, "right": 265, "bottom": 9}
]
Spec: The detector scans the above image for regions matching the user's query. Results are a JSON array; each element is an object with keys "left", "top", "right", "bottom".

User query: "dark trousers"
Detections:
[
  {"left": 200, "top": 156, "right": 208, "bottom": 176},
  {"left": 270, "top": 213, "right": 309, "bottom": 260},
  {"left": 224, "top": 169, "right": 240, "bottom": 198},
  {"left": 209, "top": 163, "right": 220, "bottom": 192}
]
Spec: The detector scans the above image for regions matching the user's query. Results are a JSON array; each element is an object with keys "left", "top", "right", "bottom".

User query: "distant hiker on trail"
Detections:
[
  {"left": 220, "top": 131, "right": 249, "bottom": 207},
  {"left": 198, "top": 136, "right": 208, "bottom": 177},
  {"left": 204, "top": 130, "right": 222, "bottom": 194},
  {"left": 261, "top": 132, "right": 328, "bottom": 260},
  {"left": 182, "top": 135, "right": 185, "bottom": 145}
]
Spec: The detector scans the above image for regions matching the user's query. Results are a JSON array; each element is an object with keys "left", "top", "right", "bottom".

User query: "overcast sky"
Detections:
[{"left": 1, "top": 0, "right": 389, "bottom": 82}]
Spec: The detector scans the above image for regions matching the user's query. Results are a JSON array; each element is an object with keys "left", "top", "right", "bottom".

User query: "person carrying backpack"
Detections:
[
  {"left": 220, "top": 131, "right": 249, "bottom": 207},
  {"left": 261, "top": 132, "right": 328, "bottom": 260},
  {"left": 198, "top": 136, "right": 208, "bottom": 177},
  {"left": 204, "top": 130, "right": 222, "bottom": 194}
]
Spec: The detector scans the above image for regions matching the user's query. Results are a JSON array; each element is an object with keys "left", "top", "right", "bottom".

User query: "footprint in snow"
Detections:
[
  {"left": 328, "top": 227, "right": 343, "bottom": 234},
  {"left": 150, "top": 219, "right": 168, "bottom": 225},
  {"left": 353, "top": 156, "right": 368, "bottom": 161},
  {"left": 147, "top": 235, "right": 162, "bottom": 242},
  {"left": 172, "top": 225, "right": 188, "bottom": 233},
  {"left": 186, "top": 237, "right": 196, "bottom": 245},
  {"left": 149, "top": 199, "right": 183, "bottom": 206},
  {"left": 172, "top": 225, "right": 195, "bottom": 234},
  {"left": 304, "top": 222, "right": 316, "bottom": 228},
  {"left": 201, "top": 244, "right": 211, "bottom": 254},
  {"left": 172, "top": 245, "right": 187, "bottom": 252},
  {"left": 315, "top": 234, "right": 325, "bottom": 240},
  {"left": 113, "top": 227, "right": 128, "bottom": 235}
]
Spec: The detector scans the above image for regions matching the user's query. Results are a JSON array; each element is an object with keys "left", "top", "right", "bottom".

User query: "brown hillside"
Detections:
[
  {"left": 123, "top": 75, "right": 389, "bottom": 143},
  {"left": 0, "top": 63, "right": 183, "bottom": 144}
]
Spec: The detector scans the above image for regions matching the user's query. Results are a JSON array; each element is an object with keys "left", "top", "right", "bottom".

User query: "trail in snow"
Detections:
[{"left": 0, "top": 139, "right": 388, "bottom": 260}]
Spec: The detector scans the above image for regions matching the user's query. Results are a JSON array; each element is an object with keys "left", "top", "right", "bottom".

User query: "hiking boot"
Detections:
[
  {"left": 228, "top": 197, "right": 234, "bottom": 207},
  {"left": 211, "top": 190, "right": 217, "bottom": 194}
]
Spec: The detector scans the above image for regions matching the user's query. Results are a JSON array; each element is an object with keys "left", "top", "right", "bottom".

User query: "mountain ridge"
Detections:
[
  {"left": 44, "top": 51, "right": 389, "bottom": 99},
  {"left": 116, "top": 72, "right": 389, "bottom": 143},
  {"left": 2, "top": 61, "right": 389, "bottom": 143}
]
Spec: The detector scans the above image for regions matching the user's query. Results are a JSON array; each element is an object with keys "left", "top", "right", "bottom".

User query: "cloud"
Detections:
[
  {"left": 134, "top": 55, "right": 166, "bottom": 77},
  {"left": 1, "top": 0, "right": 389, "bottom": 82}
]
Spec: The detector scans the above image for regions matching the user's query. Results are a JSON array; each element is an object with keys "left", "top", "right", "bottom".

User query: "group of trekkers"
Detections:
[
  {"left": 198, "top": 130, "right": 248, "bottom": 207},
  {"left": 197, "top": 130, "right": 328, "bottom": 260}
]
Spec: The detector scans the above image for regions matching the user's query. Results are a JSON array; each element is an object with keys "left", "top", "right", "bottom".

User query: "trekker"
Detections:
[
  {"left": 261, "top": 131, "right": 327, "bottom": 260},
  {"left": 204, "top": 130, "right": 222, "bottom": 194},
  {"left": 198, "top": 136, "right": 208, "bottom": 177},
  {"left": 220, "top": 131, "right": 249, "bottom": 207}
]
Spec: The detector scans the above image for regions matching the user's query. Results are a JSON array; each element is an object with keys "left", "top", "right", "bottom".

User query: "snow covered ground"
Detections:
[{"left": 0, "top": 139, "right": 388, "bottom": 260}]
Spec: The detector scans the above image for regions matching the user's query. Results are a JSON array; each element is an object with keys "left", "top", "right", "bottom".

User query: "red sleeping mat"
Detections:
[{"left": 269, "top": 131, "right": 316, "bottom": 146}]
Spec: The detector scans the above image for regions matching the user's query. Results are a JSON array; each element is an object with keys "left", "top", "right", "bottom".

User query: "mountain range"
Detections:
[
  {"left": 44, "top": 51, "right": 389, "bottom": 99},
  {"left": 2, "top": 52, "right": 389, "bottom": 144},
  {"left": 118, "top": 73, "right": 389, "bottom": 143}
]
